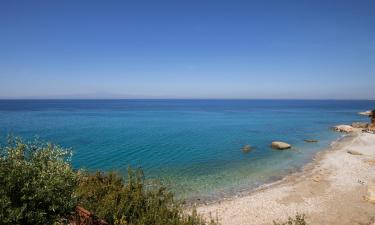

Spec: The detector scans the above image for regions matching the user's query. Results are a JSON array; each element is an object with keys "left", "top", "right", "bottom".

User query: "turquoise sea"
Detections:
[{"left": 0, "top": 100, "right": 373, "bottom": 200}]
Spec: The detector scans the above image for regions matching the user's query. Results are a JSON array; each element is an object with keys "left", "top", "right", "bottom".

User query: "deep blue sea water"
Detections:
[{"left": 0, "top": 99, "right": 374, "bottom": 200}]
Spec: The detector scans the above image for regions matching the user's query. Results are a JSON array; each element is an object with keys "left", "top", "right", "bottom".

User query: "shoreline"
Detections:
[
  {"left": 197, "top": 131, "right": 375, "bottom": 225},
  {"left": 191, "top": 134, "right": 350, "bottom": 206}
]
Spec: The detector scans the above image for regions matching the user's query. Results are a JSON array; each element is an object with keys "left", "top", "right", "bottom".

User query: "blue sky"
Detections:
[{"left": 0, "top": 0, "right": 374, "bottom": 99}]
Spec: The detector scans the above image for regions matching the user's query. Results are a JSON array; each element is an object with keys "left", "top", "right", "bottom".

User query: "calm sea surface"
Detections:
[{"left": 0, "top": 99, "right": 373, "bottom": 200}]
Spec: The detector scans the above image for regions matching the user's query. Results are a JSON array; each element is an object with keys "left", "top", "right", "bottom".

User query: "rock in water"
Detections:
[
  {"left": 351, "top": 122, "right": 368, "bottom": 128},
  {"left": 304, "top": 139, "right": 318, "bottom": 143},
  {"left": 366, "top": 184, "right": 375, "bottom": 204},
  {"left": 241, "top": 145, "right": 252, "bottom": 153},
  {"left": 271, "top": 141, "right": 291, "bottom": 150},
  {"left": 333, "top": 125, "right": 354, "bottom": 133}
]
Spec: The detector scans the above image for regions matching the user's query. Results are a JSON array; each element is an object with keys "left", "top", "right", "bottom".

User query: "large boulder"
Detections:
[
  {"left": 351, "top": 122, "right": 368, "bottom": 128},
  {"left": 334, "top": 125, "right": 354, "bottom": 133},
  {"left": 271, "top": 141, "right": 291, "bottom": 150}
]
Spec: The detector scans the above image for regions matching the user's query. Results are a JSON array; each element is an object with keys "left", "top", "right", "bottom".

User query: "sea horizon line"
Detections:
[{"left": 0, "top": 98, "right": 374, "bottom": 101}]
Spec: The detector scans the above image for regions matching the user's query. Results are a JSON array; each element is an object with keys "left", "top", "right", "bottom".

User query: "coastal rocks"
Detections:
[
  {"left": 369, "top": 124, "right": 375, "bottom": 132},
  {"left": 347, "top": 150, "right": 363, "bottom": 155},
  {"left": 241, "top": 145, "right": 252, "bottom": 153},
  {"left": 365, "top": 184, "right": 375, "bottom": 204},
  {"left": 369, "top": 110, "right": 375, "bottom": 132},
  {"left": 334, "top": 125, "right": 354, "bottom": 133},
  {"left": 271, "top": 141, "right": 291, "bottom": 150},
  {"left": 359, "top": 111, "right": 372, "bottom": 116},
  {"left": 351, "top": 122, "right": 368, "bottom": 129},
  {"left": 356, "top": 109, "right": 375, "bottom": 132},
  {"left": 304, "top": 139, "right": 318, "bottom": 143}
]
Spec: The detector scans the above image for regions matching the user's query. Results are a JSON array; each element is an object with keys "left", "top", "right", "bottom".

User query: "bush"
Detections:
[
  {"left": 76, "top": 169, "right": 217, "bottom": 225},
  {"left": 273, "top": 214, "right": 308, "bottom": 225},
  {"left": 0, "top": 137, "right": 217, "bottom": 225},
  {"left": 0, "top": 138, "right": 79, "bottom": 225}
]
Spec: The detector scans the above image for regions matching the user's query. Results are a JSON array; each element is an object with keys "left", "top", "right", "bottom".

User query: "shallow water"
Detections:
[{"left": 0, "top": 99, "right": 373, "bottom": 200}]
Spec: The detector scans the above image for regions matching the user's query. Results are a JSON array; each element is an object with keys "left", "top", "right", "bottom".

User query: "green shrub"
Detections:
[
  {"left": 0, "top": 137, "right": 79, "bottom": 225},
  {"left": 76, "top": 168, "right": 217, "bottom": 225},
  {"left": 273, "top": 214, "right": 308, "bottom": 225}
]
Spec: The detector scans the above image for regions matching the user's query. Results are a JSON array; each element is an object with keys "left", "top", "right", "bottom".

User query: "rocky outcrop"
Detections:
[
  {"left": 369, "top": 110, "right": 375, "bottom": 132},
  {"left": 351, "top": 122, "right": 368, "bottom": 129},
  {"left": 358, "top": 111, "right": 372, "bottom": 116},
  {"left": 241, "top": 145, "right": 252, "bottom": 153},
  {"left": 271, "top": 141, "right": 291, "bottom": 150},
  {"left": 369, "top": 124, "right": 375, "bottom": 132},
  {"left": 334, "top": 125, "right": 354, "bottom": 133},
  {"left": 357, "top": 109, "right": 375, "bottom": 132}
]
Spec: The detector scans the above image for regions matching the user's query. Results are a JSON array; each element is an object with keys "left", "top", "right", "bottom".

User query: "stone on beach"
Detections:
[
  {"left": 351, "top": 122, "right": 368, "bottom": 129},
  {"left": 242, "top": 145, "right": 252, "bottom": 153},
  {"left": 271, "top": 141, "right": 291, "bottom": 150},
  {"left": 334, "top": 125, "right": 354, "bottom": 133},
  {"left": 312, "top": 175, "right": 321, "bottom": 182},
  {"left": 347, "top": 150, "right": 363, "bottom": 155}
]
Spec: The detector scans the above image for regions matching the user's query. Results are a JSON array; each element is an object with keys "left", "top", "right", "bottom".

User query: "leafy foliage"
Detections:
[
  {"left": 273, "top": 214, "right": 308, "bottom": 225},
  {"left": 76, "top": 169, "right": 217, "bottom": 225},
  {"left": 0, "top": 137, "right": 79, "bottom": 225}
]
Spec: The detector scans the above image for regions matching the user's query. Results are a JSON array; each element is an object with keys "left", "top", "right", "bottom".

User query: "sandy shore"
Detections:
[{"left": 197, "top": 131, "right": 375, "bottom": 225}]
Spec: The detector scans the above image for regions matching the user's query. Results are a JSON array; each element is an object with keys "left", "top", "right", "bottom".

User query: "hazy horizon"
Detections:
[
  {"left": 1, "top": 96, "right": 374, "bottom": 101},
  {"left": 1, "top": 1, "right": 374, "bottom": 99}
]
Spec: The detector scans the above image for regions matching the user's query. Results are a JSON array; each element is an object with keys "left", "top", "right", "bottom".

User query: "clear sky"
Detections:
[{"left": 1, "top": 0, "right": 374, "bottom": 99}]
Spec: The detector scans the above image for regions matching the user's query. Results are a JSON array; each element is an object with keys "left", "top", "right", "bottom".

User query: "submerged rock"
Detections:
[
  {"left": 271, "top": 141, "right": 291, "bottom": 150},
  {"left": 333, "top": 125, "right": 354, "bottom": 133},
  {"left": 351, "top": 122, "right": 368, "bottom": 129},
  {"left": 304, "top": 139, "right": 318, "bottom": 143},
  {"left": 241, "top": 144, "right": 252, "bottom": 153}
]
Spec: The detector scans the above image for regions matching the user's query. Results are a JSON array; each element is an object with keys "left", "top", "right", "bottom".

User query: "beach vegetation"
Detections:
[
  {"left": 0, "top": 137, "right": 217, "bottom": 225},
  {"left": 77, "top": 169, "right": 217, "bottom": 225},
  {"left": 273, "top": 213, "right": 308, "bottom": 225},
  {"left": 0, "top": 137, "right": 79, "bottom": 225}
]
